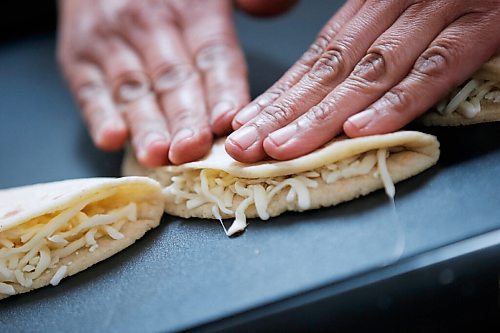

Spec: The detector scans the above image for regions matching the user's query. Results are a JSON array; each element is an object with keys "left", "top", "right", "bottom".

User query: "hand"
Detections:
[
  {"left": 226, "top": 0, "right": 500, "bottom": 163},
  {"left": 58, "top": 0, "right": 251, "bottom": 166}
]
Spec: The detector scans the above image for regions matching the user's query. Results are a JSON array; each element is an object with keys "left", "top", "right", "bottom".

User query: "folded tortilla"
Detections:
[
  {"left": 421, "top": 55, "right": 500, "bottom": 126},
  {"left": 0, "top": 177, "right": 164, "bottom": 300},
  {"left": 123, "top": 131, "right": 439, "bottom": 236}
]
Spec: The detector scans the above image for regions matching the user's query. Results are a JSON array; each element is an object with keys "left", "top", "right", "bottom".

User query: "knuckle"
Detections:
[
  {"left": 351, "top": 51, "right": 387, "bottom": 85},
  {"left": 413, "top": 42, "right": 458, "bottom": 79},
  {"left": 170, "top": 107, "right": 207, "bottom": 127},
  {"left": 118, "top": 1, "right": 167, "bottom": 30},
  {"left": 195, "top": 41, "right": 242, "bottom": 70},
  {"left": 309, "top": 46, "right": 349, "bottom": 86},
  {"left": 119, "top": 5, "right": 147, "bottom": 29},
  {"left": 172, "top": 109, "right": 192, "bottom": 124},
  {"left": 306, "top": 102, "right": 334, "bottom": 123},
  {"left": 252, "top": 85, "right": 288, "bottom": 109},
  {"left": 77, "top": 83, "right": 107, "bottom": 107},
  {"left": 154, "top": 64, "right": 199, "bottom": 91},
  {"left": 381, "top": 88, "right": 412, "bottom": 111},
  {"left": 265, "top": 84, "right": 289, "bottom": 100},
  {"left": 88, "top": 21, "right": 112, "bottom": 39},
  {"left": 260, "top": 104, "right": 296, "bottom": 126}
]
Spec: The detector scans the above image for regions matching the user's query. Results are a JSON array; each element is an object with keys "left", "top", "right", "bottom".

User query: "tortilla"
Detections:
[
  {"left": 0, "top": 177, "right": 164, "bottom": 300},
  {"left": 123, "top": 131, "right": 439, "bottom": 236},
  {"left": 421, "top": 55, "right": 500, "bottom": 126}
]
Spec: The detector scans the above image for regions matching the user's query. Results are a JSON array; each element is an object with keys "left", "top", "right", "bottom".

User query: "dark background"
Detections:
[
  {"left": 0, "top": 1, "right": 57, "bottom": 42},
  {"left": 1, "top": 1, "right": 500, "bottom": 332}
]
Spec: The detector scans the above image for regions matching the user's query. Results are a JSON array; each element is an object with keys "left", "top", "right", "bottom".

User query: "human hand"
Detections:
[
  {"left": 58, "top": 0, "right": 251, "bottom": 167},
  {"left": 226, "top": 0, "right": 500, "bottom": 162}
]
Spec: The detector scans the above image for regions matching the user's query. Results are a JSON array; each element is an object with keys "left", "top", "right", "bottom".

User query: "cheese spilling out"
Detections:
[
  {"left": 162, "top": 149, "right": 394, "bottom": 236},
  {"left": 0, "top": 190, "right": 139, "bottom": 295},
  {"left": 437, "top": 78, "right": 500, "bottom": 118}
]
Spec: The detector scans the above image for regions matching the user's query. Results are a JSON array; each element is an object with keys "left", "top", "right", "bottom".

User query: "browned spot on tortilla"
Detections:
[{"left": 1, "top": 208, "right": 22, "bottom": 220}]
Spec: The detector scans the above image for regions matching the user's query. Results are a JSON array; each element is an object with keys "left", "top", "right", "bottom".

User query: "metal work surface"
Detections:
[{"left": 1, "top": 2, "right": 499, "bottom": 332}]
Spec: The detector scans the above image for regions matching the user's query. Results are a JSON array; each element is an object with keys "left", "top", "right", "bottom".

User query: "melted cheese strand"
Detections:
[
  {"left": 211, "top": 205, "right": 230, "bottom": 236},
  {"left": 377, "top": 149, "right": 395, "bottom": 199},
  {"left": 227, "top": 195, "right": 254, "bottom": 236}
]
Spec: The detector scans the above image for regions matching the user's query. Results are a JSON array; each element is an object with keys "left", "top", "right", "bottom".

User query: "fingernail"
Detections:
[
  {"left": 228, "top": 126, "right": 259, "bottom": 150},
  {"left": 210, "top": 101, "right": 235, "bottom": 125},
  {"left": 347, "top": 110, "right": 374, "bottom": 129},
  {"left": 172, "top": 128, "right": 193, "bottom": 144},
  {"left": 267, "top": 124, "right": 297, "bottom": 147},
  {"left": 234, "top": 104, "right": 260, "bottom": 126}
]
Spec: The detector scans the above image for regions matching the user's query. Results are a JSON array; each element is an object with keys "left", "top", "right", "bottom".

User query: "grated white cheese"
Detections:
[
  {"left": 49, "top": 265, "right": 67, "bottom": 286},
  {"left": 438, "top": 79, "right": 499, "bottom": 117},
  {"left": 104, "top": 226, "right": 124, "bottom": 240},
  {"left": 163, "top": 149, "right": 397, "bottom": 236},
  {"left": 0, "top": 282, "right": 16, "bottom": 295},
  {"left": 0, "top": 196, "right": 139, "bottom": 292}
]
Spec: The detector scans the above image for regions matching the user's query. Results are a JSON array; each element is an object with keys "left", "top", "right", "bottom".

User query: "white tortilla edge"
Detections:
[{"left": 123, "top": 131, "right": 439, "bottom": 179}]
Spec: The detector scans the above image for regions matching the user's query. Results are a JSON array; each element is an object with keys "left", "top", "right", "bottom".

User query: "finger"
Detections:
[
  {"left": 345, "top": 12, "right": 499, "bottom": 136},
  {"left": 119, "top": 10, "right": 212, "bottom": 164},
  {"left": 157, "top": 79, "right": 213, "bottom": 164},
  {"left": 122, "top": 94, "right": 170, "bottom": 167},
  {"left": 235, "top": 0, "right": 298, "bottom": 17},
  {"left": 82, "top": 37, "right": 150, "bottom": 103},
  {"left": 232, "top": 0, "right": 364, "bottom": 130},
  {"left": 263, "top": 0, "right": 458, "bottom": 160},
  {"left": 181, "top": 0, "right": 250, "bottom": 136},
  {"left": 227, "top": 0, "right": 409, "bottom": 162},
  {"left": 62, "top": 61, "right": 127, "bottom": 151}
]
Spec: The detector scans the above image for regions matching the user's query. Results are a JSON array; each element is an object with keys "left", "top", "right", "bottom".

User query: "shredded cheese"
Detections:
[
  {"left": 0, "top": 194, "right": 139, "bottom": 296},
  {"left": 0, "top": 282, "right": 15, "bottom": 295},
  {"left": 438, "top": 79, "right": 499, "bottom": 118},
  {"left": 49, "top": 265, "right": 67, "bottom": 286},
  {"left": 162, "top": 149, "right": 396, "bottom": 236}
]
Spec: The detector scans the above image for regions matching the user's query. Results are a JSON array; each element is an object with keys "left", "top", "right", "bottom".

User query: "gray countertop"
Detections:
[{"left": 1, "top": 1, "right": 500, "bottom": 332}]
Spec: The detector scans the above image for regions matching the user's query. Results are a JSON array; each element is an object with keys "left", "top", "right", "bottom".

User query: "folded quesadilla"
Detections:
[
  {"left": 0, "top": 177, "right": 164, "bottom": 300},
  {"left": 123, "top": 131, "right": 439, "bottom": 236},
  {"left": 421, "top": 55, "right": 500, "bottom": 126}
]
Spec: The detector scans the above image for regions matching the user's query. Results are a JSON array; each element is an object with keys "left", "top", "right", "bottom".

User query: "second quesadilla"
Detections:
[
  {"left": 123, "top": 132, "right": 439, "bottom": 236},
  {"left": 421, "top": 55, "right": 500, "bottom": 126},
  {"left": 0, "top": 177, "right": 164, "bottom": 300}
]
